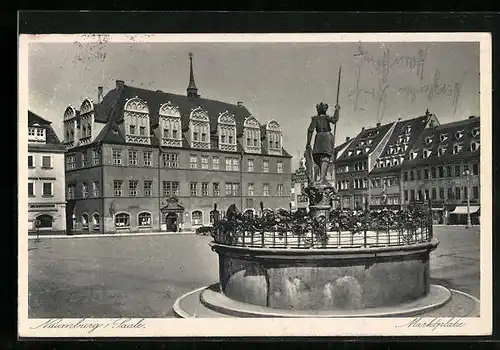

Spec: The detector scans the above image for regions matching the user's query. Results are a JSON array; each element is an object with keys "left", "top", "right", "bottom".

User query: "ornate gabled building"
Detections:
[
  {"left": 64, "top": 54, "right": 292, "bottom": 233},
  {"left": 28, "top": 111, "right": 67, "bottom": 234},
  {"left": 334, "top": 121, "right": 396, "bottom": 210},
  {"left": 369, "top": 111, "right": 439, "bottom": 209},
  {"left": 400, "top": 115, "right": 480, "bottom": 225}
]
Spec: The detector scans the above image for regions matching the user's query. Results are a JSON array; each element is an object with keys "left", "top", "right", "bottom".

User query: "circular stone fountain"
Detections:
[{"left": 173, "top": 188, "right": 480, "bottom": 318}]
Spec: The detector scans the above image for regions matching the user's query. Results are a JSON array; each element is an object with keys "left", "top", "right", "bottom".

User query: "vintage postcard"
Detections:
[{"left": 18, "top": 32, "right": 492, "bottom": 337}]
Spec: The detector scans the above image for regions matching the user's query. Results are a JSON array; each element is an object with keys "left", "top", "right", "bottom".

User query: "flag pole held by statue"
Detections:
[{"left": 331, "top": 65, "right": 342, "bottom": 187}]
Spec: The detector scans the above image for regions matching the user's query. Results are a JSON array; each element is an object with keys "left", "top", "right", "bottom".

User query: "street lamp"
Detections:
[{"left": 464, "top": 169, "right": 472, "bottom": 228}]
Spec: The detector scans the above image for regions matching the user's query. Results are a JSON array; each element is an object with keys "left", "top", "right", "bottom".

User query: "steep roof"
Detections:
[
  {"left": 370, "top": 114, "right": 435, "bottom": 174},
  {"left": 402, "top": 116, "right": 480, "bottom": 167},
  {"left": 336, "top": 121, "right": 395, "bottom": 162},
  {"left": 28, "top": 110, "right": 63, "bottom": 146}
]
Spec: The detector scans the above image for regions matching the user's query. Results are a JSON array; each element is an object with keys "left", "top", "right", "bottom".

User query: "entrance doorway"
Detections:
[{"left": 165, "top": 212, "right": 178, "bottom": 232}]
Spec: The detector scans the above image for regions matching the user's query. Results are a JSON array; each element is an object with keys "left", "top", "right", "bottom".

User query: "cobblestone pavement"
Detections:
[{"left": 27, "top": 226, "right": 480, "bottom": 318}]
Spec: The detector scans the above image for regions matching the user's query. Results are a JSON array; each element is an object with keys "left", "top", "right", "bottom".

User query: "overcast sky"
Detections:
[{"left": 28, "top": 40, "right": 479, "bottom": 164}]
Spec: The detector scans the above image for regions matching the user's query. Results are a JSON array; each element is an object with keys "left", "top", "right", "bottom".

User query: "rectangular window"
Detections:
[
  {"left": 446, "top": 166, "right": 452, "bottom": 178},
  {"left": 455, "top": 187, "right": 461, "bottom": 200},
  {"left": 190, "top": 182, "right": 198, "bottom": 196},
  {"left": 424, "top": 169, "right": 429, "bottom": 180},
  {"left": 447, "top": 187, "right": 453, "bottom": 200},
  {"left": 28, "top": 155, "right": 34, "bottom": 168},
  {"left": 81, "top": 182, "right": 88, "bottom": 198},
  {"left": 28, "top": 128, "right": 35, "bottom": 136},
  {"left": 42, "top": 182, "right": 53, "bottom": 197},
  {"left": 28, "top": 182, "right": 34, "bottom": 197},
  {"left": 439, "top": 187, "right": 445, "bottom": 199},
  {"left": 162, "top": 181, "right": 177, "bottom": 197},
  {"left": 277, "top": 161, "right": 283, "bottom": 174},
  {"left": 225, "top": 158, "right": 232, "bottom": 171},
  {"left": 190, "top": 155, "right": 198, "bottom": 169},
  {"left": 143, "top": 151, "right": 152, "bottom": 167},
  {"left": 129, "top": 150, "right": 138, "bottom": 166},
  {"left": 410, "top": 189, "right": 415, "bottom": 201},
  {"left": 438, "top": 166, "right": 444, "bottom": 178},
  {"left": 432, "top": 188, "right": 437, "bottom": 200},
  {"left": 42, "top": 156, "right": 52, "bottom": 169},
  {"left": 193, "top": 132, "right": 199, "bottom": 141},
  {"left": 172, "top": 181, "right": 179, "bottom": 196},
  {"left": 163, "top": 153, "right": 179, "bottom": 168},
  {"left": 248, "top": 183, "right": 254, "bottom": 196},
  {"left": 431, "top": 167, "right": 436, "bottom": 178},
  {"left": 424, "top": 189, "right": 430, "bottom": 200},
  {"left": 202, "top": 182, "right": 209, "bottom": 196},
  {"left": 213, "top": 182, "right": 220, "bottom": 196},
  {"left": 201, "top": 156, "right": 209, "bottom": 170},
  {"left": 129, "top": 125, "right": 135, "bottom": 134},
  {"left": 455, "top": 165, "right": 461, "bottom": 177},
  {"left": 212, "top": 157, "right": 219, "bottom": 170},
  {"left": 233, "top": 158, "right": 240, "bottom": 172},
  {"left": 113, "top": 180, "right": 123, "bottom": 196},
  {"left": 202, "top": 133, "right": 207, "bottom": 142},
  {"left": 472, "top": 163, "right": 479, "bottom": 175},
  {"left": 410, "top": 170, "right": 414, "bottom": 181},
  {"left": 263, "top": 183, "right": 270, "bottom": 196},
  {"left": 225, "top": 183, "right": 232, "bottom": 196},
  {"left": 416, "top": 170, "right": 421, "bottom": 181},
  {"left": 112, "top": 149, "right": 122, "bottom": 165},
  {"left": 473, "top": 186, "right": 479, "bottom": 199},
  {"left": 67, "top": 184, "right": 76, "bottom": 199},
  {"left": 93, "top": 181, "right": 100, "bottom": 197},
  {"left": 248, "top": 159, "right": 254, "bottom": 172},
  {"left": 232, "top": 183, "right": 240, "bottom": 197},
  {"left": 144, "top": 181, "right": 153, "bottom": 197},
  {"left": 403, "top": 171, "right": 408, "bottom": 181},
  {"left": 172, "top": 130, "right": 178, "bottom": 139},
  {"left": 417, "top": 190, "right": 422, "bottom": 201},
  {"left": 464, "top": 186, "right": 468, "bottom": 200},
  {"left": 464, "top": 164, "right": 469, "bottom": 173},
  {"left": 129, "top": 180, "right": 138, "bottom": 196},
  {"left": 263, "top": 160, "right": 269, "bottom": 173},
  {"left": 92, "top": 149, "right": 100, "bottom": 165},
  {"left": 163, "top": 128, "right": 169, "bottom": 138},
  {"left": 139, "top": 126, "right": 146, "bottom": 136},
  {"left": 277, "top": 184, "right": 283, "bottom": 196}
]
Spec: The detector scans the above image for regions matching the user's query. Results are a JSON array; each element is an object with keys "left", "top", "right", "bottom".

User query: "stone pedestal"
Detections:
[{"left": 303, "top": 183, "right": 337, "bottom": 220}]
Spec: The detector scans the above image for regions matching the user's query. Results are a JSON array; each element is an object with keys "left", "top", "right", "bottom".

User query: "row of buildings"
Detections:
[
  {"left": 28, "top": 54, "right": 292, "bottom": 234},
  {"left": 290, "top": 110, "right": 480, "bottom": 225}
]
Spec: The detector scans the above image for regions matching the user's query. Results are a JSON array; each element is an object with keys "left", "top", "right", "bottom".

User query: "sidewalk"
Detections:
[{"left": 28, "top": 230, "right": 198, "bottom": 240}]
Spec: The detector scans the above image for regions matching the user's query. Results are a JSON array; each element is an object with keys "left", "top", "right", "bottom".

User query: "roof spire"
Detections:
[{"left": 187, "top": 53, "right": 199, "bottom": 98}]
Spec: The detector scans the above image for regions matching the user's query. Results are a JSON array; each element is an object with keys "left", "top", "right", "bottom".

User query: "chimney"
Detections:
[
  {"left": 469, "top": 116, "right": 475, "bottom": 119},
  {"left": 398, "top": 117, "right": 402, "bottom": 121},
  {"left": 361, "top": 127, "right": 365, "bottom": 131},
  {"left": 376, "top": 122, "right": 381, "bottom": 128},
  {"left": 237, "top": 101, "right": 243, "bottom": 106},
  {"left": 116, "top": 80, "right": 125, "bottom": 90},
  {"left": 97, "top": 86, "right": 103, "bottom": 103},
  {"left": 156, "top": 90, "right": 163, "bottom": 92},
  {"left": 346, "top": 136, "right": 350, "bottom": 142}
]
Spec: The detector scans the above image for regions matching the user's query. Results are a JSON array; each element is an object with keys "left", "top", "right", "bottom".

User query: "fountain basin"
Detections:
[{"left": 211, "top": 238, "right": 439, "bottom": 311}]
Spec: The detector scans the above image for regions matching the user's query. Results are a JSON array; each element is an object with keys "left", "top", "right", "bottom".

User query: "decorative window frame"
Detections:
[
  {"left": 471, "top": 140, "right": 480, "bottom": 152},
  {"left": 81, "top": 212, "right": 90, "bottom": 230},
  {"left": 114, "top": 212, "right": 131, "bottom": 229},
  {"left": 137, "top": 211, "right": 152, "bottom": 228},
  {"left": 266, "top": 120, "right": 283, "bottom": 156},
  {"left": 218, "top": 111, "right": 237, "bottom": 152},
  {"left": 159, "top": 101, "right": 182, "bottom": 147},
  {"left": 92, "top": 212, "right": 100, "bottom": 230},
  {"left": 455, "top": 130, "right": 464, "bottom": 140},
  {"left": 123, "top": 97, "right": 151, "bottom": 145},
  {"left": 243, "top": 116, "right": 262, "bottom": 154},
  {"left": 189, "top": 107, "right": 211, "bottom": 150},
  {"left": 191, "top": 210, "right": 203, "bottom": 226},
  {"left": 471, "top": 127, "right": 480, "bottom": 137}
]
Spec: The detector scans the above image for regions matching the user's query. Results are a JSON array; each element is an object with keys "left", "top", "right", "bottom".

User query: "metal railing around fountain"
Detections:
[{"left": 211, "top": 200, "right": 434, "bottom": 249}]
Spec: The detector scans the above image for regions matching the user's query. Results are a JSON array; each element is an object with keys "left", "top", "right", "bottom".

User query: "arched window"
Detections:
[
  {"left": 159, "top": 101, "right": 182, "bottom": 147},
  {"left": 36, "top": 214, "right": 53, "bottom": 229},
  {"left": 192, "top": 210, "right": 203, "bottom": 226},
  {"left": 80, "top": 98, "right": 94, "bottom": 115},
  {"left": 189, "top": 107, "right": 210, "bottom": 150},
  {"left": 115, "top": 212, "right": 130, "bottom": 228},
  {"left": 218, "top": 111, "right": 237, "bottom": 152},
  {"left": 266, "top": 120, "right": 283, "bottom": 155},
  {"left": 243, "top": 116, "right": 261, "bottom": 153},
  {"left": 92, "top": 213, "right": 100, "bottom": 230},
  {"left": 124, "top": 97, "right": 150, "bottom": 145},
  {"left": 82, "top": 213, "right": 89, "bottom": 229},
  {"left": 138, "top": 212, "right": 152, "bottom": 227}
]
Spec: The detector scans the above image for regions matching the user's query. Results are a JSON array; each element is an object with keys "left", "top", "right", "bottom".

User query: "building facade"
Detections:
[
  {"left": 64, "top": 55, "right": 292, "bottom": 233},
  {"left": 369, "top": 111, "right": 439, "bottom": 210},
  {"left": 401, "top": 116, "right": 480, "bottom": 225},
  {"left": 28, "top": 111, "right": 67, "bottom": 233},
  {"left": 290, "top": 157, "right": 308, "bottom": 211},
  {"left": 334, "top": 122, "right": 396, "bottom": 210}
]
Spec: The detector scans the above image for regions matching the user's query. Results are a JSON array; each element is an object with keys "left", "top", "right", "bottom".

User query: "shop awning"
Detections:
[{"left": 449, "top": 206, "right": 480, "bottom": 214}]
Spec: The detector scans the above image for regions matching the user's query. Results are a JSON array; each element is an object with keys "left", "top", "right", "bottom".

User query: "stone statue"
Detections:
[{"left": 305, "top": 102, "right": 340, "bottom": 185}]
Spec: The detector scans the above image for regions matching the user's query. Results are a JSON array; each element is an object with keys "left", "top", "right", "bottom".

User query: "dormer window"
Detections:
[
  {"left": 399, "top": 156, "right": 404, "bottom": 164},
  {"left": 455, "top": 130, "right": 464, "bottom": 140},
  {"left": 356, "top": 149, "right": 362, "bottom": 155},
  {"left": 365, "top": 147, "right": 370, "bottom": 153},
  {"left": 243, "top": 116, "right": 261, "bottom": 154},
  {"left": 385, "top": 159, "right": 391, "bottom": 167},
  {"left": 440, "top": 133, "right": 448, "bottom": 142},
  {"left": 123, "top": 97, "right": 151, "bottom": 145},
  {"left": 189, "top": 107, "right": 211, "bottom": 150},
  {"left": 404, "top": 145, "right": 409, "bottom": 151},
  {"left": 425, "top": 136, "right": 433, "bottom": 145},
  {"left": 368, "top": 139, "right": 373, "bottom": 145},
  {"left": 393, "top": 158, "right": 399, "bottom": 166},
  {"left": 409, "top": 151, "right": 418, "bottom": 160},
  {"left": 423, "top": 149, "right": 432, "bottom": 158},
  {"left": 159, "top": 101, "right": 182, "bottom": 147},
  {"left": 472, "top": 127, "right": 480, "bottom": 137},
  {"left": 218, "top": 111, "right": 237, "bottom": 152},
  {"left": 437, "top": 147, "right": 446, "bottom": 156},
  {"left": 453, "top": 143, "right": 462, "bottom": 154},
  {"left": 266, "top": 120, "right": 283, "bottom": 156},
  {"left": 347, "top": 150, "right": 353, "bottom": 156},
  {"left": 471, "top": 140, "right": 480, "bottom": 152},
  {"left": 360, "top": 139, "right": 366, "bottom": 146},
  {"left": 28, "top": 127, "right": 46, "bottom": 142},
  {"left": 405, "top": 125, "right": 412, "bottom": 134},
  {"left": 405, "top": 135, "right": 410, "bottom": 143}
]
